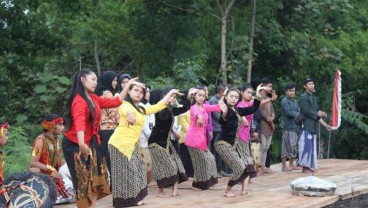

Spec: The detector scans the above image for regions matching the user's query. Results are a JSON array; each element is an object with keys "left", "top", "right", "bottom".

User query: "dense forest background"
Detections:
[{"left": 0, "top": 0, "right": 367, "bottom": 177}]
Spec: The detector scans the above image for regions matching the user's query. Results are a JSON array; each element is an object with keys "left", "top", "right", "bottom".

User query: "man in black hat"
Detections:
[{"left": 298, "top": 78, "right": 331, "bottom": 173}]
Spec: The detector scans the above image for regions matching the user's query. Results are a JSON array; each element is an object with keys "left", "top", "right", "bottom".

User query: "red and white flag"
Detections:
[{"left": 330, "top": 68, "right": 341, "bottom": 129}]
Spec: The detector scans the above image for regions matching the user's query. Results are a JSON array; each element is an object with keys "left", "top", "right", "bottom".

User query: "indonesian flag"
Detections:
[{"left": 330, "top": 68, "right": 341, "bottom": 129}]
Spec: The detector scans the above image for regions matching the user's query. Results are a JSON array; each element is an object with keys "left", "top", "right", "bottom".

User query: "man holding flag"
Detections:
[{"left": 298, "top": 78, "right": 332, "bottom": 174}]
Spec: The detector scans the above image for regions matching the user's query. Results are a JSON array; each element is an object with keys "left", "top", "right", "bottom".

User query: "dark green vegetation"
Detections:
[{"left": 1, "top": 0, "right": 367, "bottom": 177}]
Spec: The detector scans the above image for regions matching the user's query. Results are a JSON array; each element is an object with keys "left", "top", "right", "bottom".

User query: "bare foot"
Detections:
[
  {"left": 157, "top": 193, "right": 170, "bottom": 198},
  {"left": 301, "top": 168, "right": 313, "bottom": 174},
  {"left": 290, "top": 166, "right": 302, "bottom": 171},
  {"left": 172, "top": 192, "right": 179, "bottom": 197},
  {"left": 264, "top": 168, "right": 274, "bottom": 174},
  {"left": 257, "top": 168, "right": 265, "bottom": 176},
  {"left": 241, "top": 190, "right": 248, "bottom": 195},
  {"left": 224, "top": 190, "right": 236, "bottom": 197},
  {"left": 282, "top": 167, "right": 292, "bottom": 172},
  {"left": 137, "top": 200, "right": 144, "bottom": 206},
  {"left": 191, "top": 187, "right": 202, "bottom": 191}
]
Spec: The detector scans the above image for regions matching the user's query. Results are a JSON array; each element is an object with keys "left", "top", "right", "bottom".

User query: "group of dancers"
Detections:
[
  {"left": 62, "top": 69, "right": 274, "bottom": 208},
  {"left": 0, "top": 68, "right": 330, "bottom": 208}
]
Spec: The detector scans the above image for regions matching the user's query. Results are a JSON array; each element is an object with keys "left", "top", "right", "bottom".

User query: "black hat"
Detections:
[{"left": 303, "top": 78, "right": 314, "bottom": 85}]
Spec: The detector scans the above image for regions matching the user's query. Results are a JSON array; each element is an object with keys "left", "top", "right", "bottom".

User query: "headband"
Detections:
[
  {"left": 41, "top": 117, "right": 64, "bottom": 131},
  {"left": 0, "top": 122, "right": 9, "bottom": 129}
]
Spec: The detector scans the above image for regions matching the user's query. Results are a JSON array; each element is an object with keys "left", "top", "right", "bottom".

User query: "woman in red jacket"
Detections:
[{"left": 63, "top": 69, "right": 139, "bottom": 208}]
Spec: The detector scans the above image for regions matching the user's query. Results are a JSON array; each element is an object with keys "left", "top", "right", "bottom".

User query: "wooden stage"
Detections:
[{"left": 57, "top": 159, "right": 368, "bottom": 208}]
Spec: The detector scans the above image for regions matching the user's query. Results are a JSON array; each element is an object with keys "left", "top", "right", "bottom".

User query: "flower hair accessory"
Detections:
[{"left": 41, "top": 117, "right": 64, "bottom": 131}]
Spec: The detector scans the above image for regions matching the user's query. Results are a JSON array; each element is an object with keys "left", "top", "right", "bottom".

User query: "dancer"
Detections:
[
  {"left": 63, "top": 69, "right": 133, "bottom": 208},
  {"left": 95, "top": 70, "right": 118, "bottom": 176},
  {"left": 108, "top": 84, "right": 181, "bottom": 207},
  {"left": 177, "top": 90, "right": 194, "bottom": 178},
  {"left": 209, "top": 84, "right": 229, "bottom": 177},
  {"left": 148, "top": 88, "right": 194, "bottom": 197},
  {"left": 215, "top": 86, "right": 264, "bottom": 197},
  {"left": 184, "top": 86, "right": 227, "bottom": 190}
]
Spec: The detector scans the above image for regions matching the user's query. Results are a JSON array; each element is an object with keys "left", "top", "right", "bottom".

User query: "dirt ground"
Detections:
[{"left": 324, "top": 194, "right": 368, "bottom": 208}]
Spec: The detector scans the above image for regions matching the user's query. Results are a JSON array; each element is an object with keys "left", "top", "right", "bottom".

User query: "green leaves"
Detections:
[
  {"left": 3, "top": 126, "right": 33, "bottom": 177},
  {"left": 33, "top": 85, "right": 47, "bottom": 93},
  {"left": 56, "top": 76, "right": 71, "bottom": 85},
  {"left": 342, "top": 109, "right": 368, "bottom": 135},
  {"left": 15, "top": 115, "right": 28, "bottom": 123}
]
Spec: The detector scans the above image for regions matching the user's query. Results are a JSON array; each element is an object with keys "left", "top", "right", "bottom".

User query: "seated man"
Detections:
[{"left": 29, "top": 114, "right": 74, "bottom": 204}]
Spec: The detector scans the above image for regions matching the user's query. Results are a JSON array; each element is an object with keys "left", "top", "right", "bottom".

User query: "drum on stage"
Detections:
[{"left": 0, "top": 172, "right": 56, "bottom": 208}]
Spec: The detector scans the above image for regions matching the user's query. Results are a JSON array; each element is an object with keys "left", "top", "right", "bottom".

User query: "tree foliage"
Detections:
[{"left": 1, "top": 0, "right": 367, "bottom": 176}]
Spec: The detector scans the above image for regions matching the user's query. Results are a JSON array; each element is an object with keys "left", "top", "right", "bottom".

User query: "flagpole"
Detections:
[
  {"left": 327, "top": 131, "right": 331, "bottom": 159},
  {"left": 318, "top": 123, "right": 322, "bottom": 159}
]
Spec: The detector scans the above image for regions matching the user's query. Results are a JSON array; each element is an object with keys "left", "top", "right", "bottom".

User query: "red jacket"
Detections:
[{"left": 64, "top": 93, "right": 121, "bottom": 145}]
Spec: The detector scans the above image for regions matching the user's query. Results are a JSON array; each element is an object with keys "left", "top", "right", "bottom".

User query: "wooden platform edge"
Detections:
[{"left": 339, "top": 187, "right": 368, "bottom": 201}]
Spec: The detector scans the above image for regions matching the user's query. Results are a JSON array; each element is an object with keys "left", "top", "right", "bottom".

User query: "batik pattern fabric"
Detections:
[
  {"left": 109, "top": 144, "right": 147, "bottom": 208},
  {"left": 62, "top": 136, "right": 110, "bottom": 208},
  {"left": 149, "top": 141, "right": 188, "bottom": 188},
  {"left": 139, "top": 147, "right": 153, "bottom": 184},
  {"left": 281, "top": 130, "right": 299, "bottom": 159},
  {"left": 298, "top": 130, "right": 317, "bottom": 170},
  {"left": 2, "top": 172, "right": 57, "bottom": 208},
  {"left": 99, "top": 90, "right": 119, "bottom": 130},
  {"left": 187, "top": 147, "right": 218, "bottom": 190},
  {"left": 215, "top": 138, "right": 256, "bottom": 187}
]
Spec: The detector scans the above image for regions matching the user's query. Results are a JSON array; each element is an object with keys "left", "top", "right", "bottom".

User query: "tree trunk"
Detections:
[
  {"left": 247, "top": 0, "right": 256, "bottom": 83},
  {"left": 94, "top": 38, "right": 101, "bottom": 76},
  {"left": 218, "top": 0, "right": 236, "bottom": 85},
  {"left": 220, "top": 16, "right": 228, "bottom": 84}
]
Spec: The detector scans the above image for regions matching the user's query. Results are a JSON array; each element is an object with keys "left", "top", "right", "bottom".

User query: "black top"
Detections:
[
  {"left": 148, "top": 106, "right": 189, "bottom": 148},
  {"left": 219, "top": 99, "right": 260, "bottom": 145}
]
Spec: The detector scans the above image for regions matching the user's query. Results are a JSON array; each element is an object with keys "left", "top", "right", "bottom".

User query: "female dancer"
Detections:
[
  {"left": 63, "top": 69, "right": 134, "bottom": 208},
  {"left": 184, "top": 86, "right": 227, "bottom": 190},
  {"left": 148, "top": 88, "right": 194, "bottom": 197},
  {"left": 95, "top": 70, "right": 118, "bottom": 175},
  {"left": 215, "top": 86, "right": 269, "bottom": 197},
  {"left": 108, "top": 84, "right": 181, "bottom": 207}
]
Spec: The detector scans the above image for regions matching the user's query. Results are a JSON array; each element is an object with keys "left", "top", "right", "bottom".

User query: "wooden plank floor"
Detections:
[{"left": 57, "top": 159, "right": 368, "bottom": 208}]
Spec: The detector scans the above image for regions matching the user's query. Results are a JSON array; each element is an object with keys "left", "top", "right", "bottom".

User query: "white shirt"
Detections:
[{"left": 139, "top": 102, "right": 155, "bottom": 148}]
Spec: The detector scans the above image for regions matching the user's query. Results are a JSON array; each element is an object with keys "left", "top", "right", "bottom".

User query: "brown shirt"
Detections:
[{"left": 259, "top": 95, "right": 275, "bottom": 137}]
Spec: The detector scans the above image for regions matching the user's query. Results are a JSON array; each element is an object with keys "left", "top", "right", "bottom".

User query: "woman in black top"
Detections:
[
  {"left": 215, "top": 87, "right": 266, "bottom": 197},
  {"left": 148, "top": 88, "right": 194, "bottom": 197}
]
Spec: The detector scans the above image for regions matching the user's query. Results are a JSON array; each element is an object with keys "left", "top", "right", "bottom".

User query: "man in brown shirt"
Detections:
[{"left": 258, "top": 78, "right": 276, "bottom": 175}]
